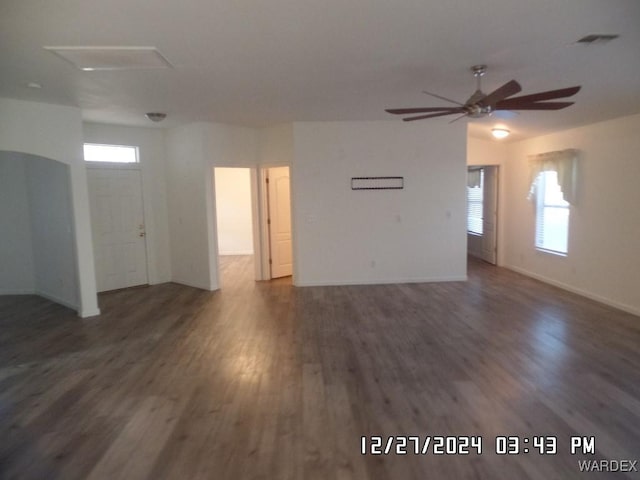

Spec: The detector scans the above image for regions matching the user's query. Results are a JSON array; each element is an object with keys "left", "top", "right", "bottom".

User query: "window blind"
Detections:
[{"left": 467, "top": 168, "right": 484, "bottom": 235}]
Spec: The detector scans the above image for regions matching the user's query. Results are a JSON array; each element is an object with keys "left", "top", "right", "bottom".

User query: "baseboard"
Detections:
[
  {"left": 505, "top": 265, "right": 640, "bottom": 317},
  {"left": 0, "top": 288, "right": 36, "bottom": 295},
  {"left": 171, "top": 277, "right": 218, "bottom": 292},
  {"left": 36, "top": 290, "right": 79, "bottom": 312},
  {"left": 149, "top": 275, "right": 172, "bottom": 285},
  {"left": 80, "top": 308, "right": 101, "bottom": 318},
  {"left": 0, "top": 288, "right": 87, "bottom": 315},
  {"left": 295, "top": 275, "right": 468, "bottom": 287}
]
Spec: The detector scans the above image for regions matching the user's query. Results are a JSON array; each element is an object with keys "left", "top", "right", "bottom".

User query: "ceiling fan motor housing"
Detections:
[
  {"left": 466, "top": 104, "right": 492, "bottom": 118},
  {"left": 465, "top": 89, "right": 493, "bottom": 117},
  {"left": 471, "top": 65, "right": 487, "bottom": 77}
]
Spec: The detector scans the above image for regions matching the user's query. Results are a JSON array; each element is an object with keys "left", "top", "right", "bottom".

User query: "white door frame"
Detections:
[
  {"left": 466, "top": 164, "right": 501, "bottom": 266},
  {"left": 211, "top": 164, "right": 293, "bottom": 288},
  {"left": 254, "top": 163, "right": 296, "bottom": 284},
  {"left": 481, "top": 165, "right": 499, "bottom": 265},
  {"left": 258, "top": 167, "right": 271, "bottom": 280},
  {"left": 260, "top": 166, "right": 293, "bottom": 279}
]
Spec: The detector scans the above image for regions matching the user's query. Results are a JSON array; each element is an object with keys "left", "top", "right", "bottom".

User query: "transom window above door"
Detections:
[{"left": 84, "top": 143, "right": 138, "bottom": 163}]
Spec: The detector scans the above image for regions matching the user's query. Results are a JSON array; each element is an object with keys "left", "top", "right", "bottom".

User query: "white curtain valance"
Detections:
[
  {"left": 467, "top": 167, "right": 482, "bottom": 188},
  {"left": 528, "top": 148, "right": 578, "bottom": 204}
]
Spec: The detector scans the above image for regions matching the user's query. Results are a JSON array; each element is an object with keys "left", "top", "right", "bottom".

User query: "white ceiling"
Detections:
[{"left": 2, "top": 0, "right": 639, "bottom": 141}]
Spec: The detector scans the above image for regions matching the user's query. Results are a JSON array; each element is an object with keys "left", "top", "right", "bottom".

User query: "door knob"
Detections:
[{"left": 139, "top": 232, "right": 146, "bottom": 237}]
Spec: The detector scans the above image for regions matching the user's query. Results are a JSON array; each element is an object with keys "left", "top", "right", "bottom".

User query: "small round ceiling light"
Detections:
[
  {"left": 145, "top": 112, "right": 167, "bottom": 122},
  {"left": 491, "top": 127, "right": 510, "bottom": 139}
]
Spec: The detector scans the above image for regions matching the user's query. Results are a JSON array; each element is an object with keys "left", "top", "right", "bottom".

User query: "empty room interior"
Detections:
[{"left": 1, "top": 1, "right": 639, "bottom": 479}]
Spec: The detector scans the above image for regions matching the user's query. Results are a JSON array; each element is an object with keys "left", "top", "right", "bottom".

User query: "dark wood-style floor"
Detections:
[{"left": 1, "top": 256, "right": 639, "bottom": 479}]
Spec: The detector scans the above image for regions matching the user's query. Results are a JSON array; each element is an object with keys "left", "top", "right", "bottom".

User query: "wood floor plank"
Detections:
[{"left": 1, "top": 255, "right": 639, "bottom": 479}]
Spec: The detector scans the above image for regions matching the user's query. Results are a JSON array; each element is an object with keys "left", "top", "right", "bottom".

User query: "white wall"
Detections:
[
  {"left": 292, "top": 121, "right": 467, "bottom": 286},
  {"left": 165, "top": 123, "right": 215, "bottom": 290},
  {"left": 165, "top": 122, "right": 264, "bottom": 289},
  {"left": 204, "top": 124, "right": 260, "bottom": 282},
  {"left": 26, "top": 156, "right": 78, "bottom": 308},
  {"left": 0, "top": 154, "right": 35, "bottom": 293},
  {"left": 467, "top": 136, "right": 508, "bottom": 167},
  {"left": 206, "top": 123, "right": 259, "bottom": 167},
  {"left": 0, "top": 152, "right": 78, "bottom": 308},
  {"left": 256, "top": 125, "right": 295, "bottom": 279},
  {"left": 259, "top": 124, "right": 294, "bottom": 166},
  {"left": 214, "top": 168, "right": 254, "bottom": 255},
  {"left": 0, "top": 98, "right": 99, "bottom": 316},
  {"left": 504, "top": 113, "right": 640, "bottom": 315},
  {"left": 166, "top": 120, "right": 467, "bottom": 290},
  {"left": 83, "top": 123, "right": 172, "bottom": 284}
]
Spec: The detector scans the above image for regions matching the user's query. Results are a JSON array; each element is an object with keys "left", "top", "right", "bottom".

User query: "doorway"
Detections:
[
  {"left": 87, "top": 167, "right": 149, "bottom": 292},
  {"left": 212, "top": 165, "right": 293, "bottom": 287},
  {"left": 214, "top": 167, "right": 256, "bottom": 286},
  {"left": 467, "top": 165, "right": 499, "bottom": 265}
]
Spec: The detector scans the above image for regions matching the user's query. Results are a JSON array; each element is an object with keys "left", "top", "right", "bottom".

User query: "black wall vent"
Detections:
[{"left": 576, "top": 34, "right": 619, "bottom": 45}]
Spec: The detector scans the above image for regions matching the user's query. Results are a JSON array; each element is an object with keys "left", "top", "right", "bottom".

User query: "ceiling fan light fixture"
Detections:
[{"left": 491, "top": 127, "right": 510, "bottom": 139}]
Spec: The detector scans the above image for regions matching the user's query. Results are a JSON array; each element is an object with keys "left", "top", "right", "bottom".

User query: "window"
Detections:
[
  {"left": 84, "top": 143, "right": 138, "bottom": 163},
  {"left": 467, "top": 168, "right": 484, "bottom": 235},
  {"left": 535, "top": 170, "right": 569, "bottom": 255}
]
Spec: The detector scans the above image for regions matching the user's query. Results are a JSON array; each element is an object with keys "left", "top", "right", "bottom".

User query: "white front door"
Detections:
[
  {"left": 267, "top": 166, "right": 292, "bottom": 278},
  {"left": 87, "top": 168, "right": 148, "bottom": 292},
  {"left": 481, "top": 166, "right": 498, "bottom": 265}
]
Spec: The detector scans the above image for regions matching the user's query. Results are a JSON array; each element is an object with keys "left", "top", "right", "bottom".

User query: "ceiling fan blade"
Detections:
[
  {"left": 495, "top": 101, "right": 574, "bottom": 110},
  {"left": 386, "top": 107, "right": 463, "bottom": 115},
  {"left": 479, "top": 80, "right": 522, "bottom": 107},
  {"left": 499, "top": 86, "right": 581, "bottom": 104},
  {"left": 403, "top": 110, "right": 463, "bottom": 121},
  {"left": 448, "top": 114, "right": 468, "bottom": 124},
  {"left": 422, "top": 90, "right": 465, "bottom": 106}
]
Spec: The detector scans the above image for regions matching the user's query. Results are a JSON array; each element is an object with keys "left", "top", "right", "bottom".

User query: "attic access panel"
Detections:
[{"left": 44, "top": 46, "right": 172, "bottom": 71}]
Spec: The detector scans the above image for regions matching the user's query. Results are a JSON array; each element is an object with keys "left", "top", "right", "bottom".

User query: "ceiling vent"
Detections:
[
  {"left": 44, "top": 46, "right": 172, "bottom": 71},
  {"left": 145, "top": 112, "right": 167, "bottom": 122},
  {"left": 575, "top": 34, "right": 619, "bottom": 45}
]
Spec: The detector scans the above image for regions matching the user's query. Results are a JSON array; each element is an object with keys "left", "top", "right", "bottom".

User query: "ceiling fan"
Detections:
[{"left": 386, "top": 65, "right": 581, "bottom": 122}]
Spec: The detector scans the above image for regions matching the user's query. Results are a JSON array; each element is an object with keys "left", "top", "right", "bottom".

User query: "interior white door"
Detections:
[
  {"left": 267, "top": 166, "right": 293, "bottom": 278},
  {"left": 481, "top": 166, "right": 498, "bottom": 265},
  {"left": 87, "top": 168, "right": 148, "bottom": 292}
]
